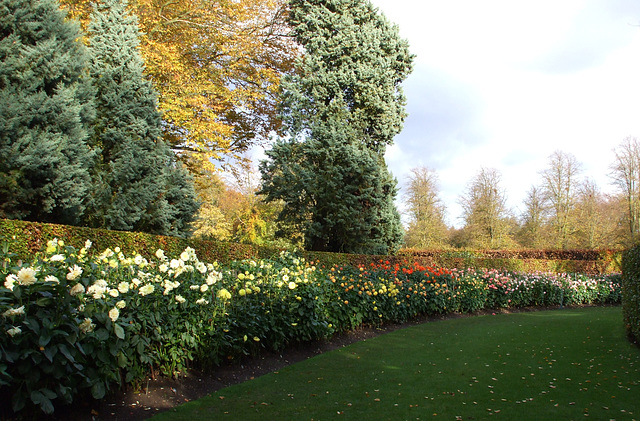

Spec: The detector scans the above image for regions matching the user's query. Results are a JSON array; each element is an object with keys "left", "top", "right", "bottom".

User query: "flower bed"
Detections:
[{"left": 0, "top": 241, "right": 621, "bottom": 415}]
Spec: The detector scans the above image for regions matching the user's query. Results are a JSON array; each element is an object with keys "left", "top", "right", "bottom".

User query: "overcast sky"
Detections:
[{"left": 369, "top": 0, "right": 640, "bottom": 227}]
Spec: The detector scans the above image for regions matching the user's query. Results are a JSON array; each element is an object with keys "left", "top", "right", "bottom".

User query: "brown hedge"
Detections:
[
  {"left": 0, "top": 219, "right": 621, "bottom": 274},
  {"left": 0, "top": 219, "right": 283, "bottom": 264}
]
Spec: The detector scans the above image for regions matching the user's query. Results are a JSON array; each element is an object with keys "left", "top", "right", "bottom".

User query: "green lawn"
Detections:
[{"left": 151, "top": 306, "right": 640, "bottom": 420}]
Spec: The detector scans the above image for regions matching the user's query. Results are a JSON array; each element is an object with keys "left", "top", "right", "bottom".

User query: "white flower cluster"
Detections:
[
  {"left": 2, "top": 305, "right": 25, "bottom": 318},
  {"left": 2, "top": 244, "right": 251, "bottom": 348},
  {"left": 87, "top": 279, "right": 108, "bottom": 299}
]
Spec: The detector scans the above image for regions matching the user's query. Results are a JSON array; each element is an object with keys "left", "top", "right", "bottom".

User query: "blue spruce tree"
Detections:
[
  {"left": 0, "top": 0, "right": 95, "bottom": 224},
  {"left": 85, "top": 0, "right": 197, "bottom": 235}
]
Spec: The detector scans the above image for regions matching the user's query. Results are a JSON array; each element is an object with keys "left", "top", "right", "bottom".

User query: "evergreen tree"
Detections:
[
  {"left": 85, "top": 0, "right": 197, "bottom": 236},
  {"left": 261, "top": 119, "right": 403, "bottom": 254},
  {"left": 283, "top": 0, "right": 413, "bottom": 153},
  {"left": 260, "top": 0, "right": 412, "bottom": 254},
  {"left": 0, "top": 0, "right": 95, "bottom": 224},
  {"left": 161, "top": 164, "right": 199, "bottom": 236}
]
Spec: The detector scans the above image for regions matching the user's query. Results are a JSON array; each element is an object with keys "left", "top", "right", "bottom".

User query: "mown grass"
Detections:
[{"left": 151, "top": 306, "right": 640, "bottom": 420}]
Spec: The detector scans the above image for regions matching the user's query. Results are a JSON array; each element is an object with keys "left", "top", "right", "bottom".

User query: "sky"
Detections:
[{"left": 368, "top": 0, "right": 640, "bottom": 227}]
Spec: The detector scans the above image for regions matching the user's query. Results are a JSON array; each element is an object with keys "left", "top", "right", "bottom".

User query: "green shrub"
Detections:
[
  {"left": 0, "top": 238, "right": 623, "bottom": 416},
  {"left": 0, "top": 241, "right": 124, "bottom": 415},
  {"left": 0, "top": 218, "right": 281, "bottom": 264},
  {"left": 621, "top": 246, "right": 640, "bottom": 344}
]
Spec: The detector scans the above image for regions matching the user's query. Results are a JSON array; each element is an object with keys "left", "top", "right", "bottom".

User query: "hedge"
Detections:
[
  {"left": 0, "top": 218, "right": 622, "bottom": 274},
  {"left": 621, "top": 244, "right": 640, "bottom": 345},
  {"left": 0, "top": 218, "right": 281, "bottom": 264}
]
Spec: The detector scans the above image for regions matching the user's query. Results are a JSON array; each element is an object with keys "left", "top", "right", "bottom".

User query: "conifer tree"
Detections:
[
  {"left": 261, "top": 119, "right": 403, "bottom": 254},
  {"left": 85, "top": 0, "right": 197, "bottom": 235},
  {"left": 260, "top": 0, "right": 412, "bottom": 254},
  {"left": 0, "top": 0, "right": 95, "bottom": 224}
]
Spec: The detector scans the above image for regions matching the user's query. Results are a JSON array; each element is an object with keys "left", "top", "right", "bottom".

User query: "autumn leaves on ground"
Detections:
[{"left": 151, "top": 306, "right": 640, "bottom": 421}]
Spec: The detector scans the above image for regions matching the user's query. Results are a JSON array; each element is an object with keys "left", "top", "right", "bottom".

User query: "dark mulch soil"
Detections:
[{"left": 11, "top": 306, "right": 605, "bottom": 421}]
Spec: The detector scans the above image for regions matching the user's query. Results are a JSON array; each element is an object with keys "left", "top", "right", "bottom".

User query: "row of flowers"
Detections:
[{"left": 0, "top": 241, "right": 621, "bottom": 415}]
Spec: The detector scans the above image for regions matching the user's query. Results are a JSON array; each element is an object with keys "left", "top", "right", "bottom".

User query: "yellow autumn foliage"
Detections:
[{"left": 62, "top": 0, "right": 297, "bottom": 171}]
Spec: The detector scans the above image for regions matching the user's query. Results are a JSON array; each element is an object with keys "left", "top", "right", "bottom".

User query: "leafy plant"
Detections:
[{"left": 0, "top": 240, "right": 623, "bottom": 416}]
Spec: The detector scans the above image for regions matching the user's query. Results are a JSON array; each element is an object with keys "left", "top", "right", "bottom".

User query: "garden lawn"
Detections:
[{"left": 151, "top": 306, "right": 640, "bottom": 420}]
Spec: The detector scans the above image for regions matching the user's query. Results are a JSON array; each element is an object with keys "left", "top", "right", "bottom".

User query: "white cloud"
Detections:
[{"left": 373, "top": 0, "right": 640, "bottom": 227}]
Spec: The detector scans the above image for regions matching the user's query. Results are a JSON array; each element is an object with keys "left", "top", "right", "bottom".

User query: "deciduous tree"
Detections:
[
  {"left": 191, "top": 170, "right": 233, "bottom": 240},
  {"left": 517, "top": 186, "right": 550, "bottom": 248},
  {"left": 610, "top": 136, "right": 640, "bottom": 245},
  {"left": 540, "top": 150, "right": 582, "bottom": 249},
  {"left": 403, "top": 167, "right": 448, "bottom": 249},
  {"left": 192, "top": 163, "right": 294, "bottom": 247},
  {"left": 459, "top": 168, "right": 514, "bottom": 249},
  {"left": 573, "top": 179, "right": 607, "bottom": 249},
  {"left": 61, "top": 0, "right": 297, "bottom": 171}
]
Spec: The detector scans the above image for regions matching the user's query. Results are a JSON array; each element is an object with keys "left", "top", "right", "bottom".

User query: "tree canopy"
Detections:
[
  {"left": 403, "top": 167, "right": 448, "bottom": 249},
  {"left": 459, "top": 168, "right": 514, "bottom": 249},
  {"left": 261, "top": 121, "right": 403, "bottom": 254},
  {"left": 61, "top": 0, "right": 297, "bottom": 171},
  {"left": 0, "top": 0, "right": 95, "bottom": 224},
  {"left": 84, "top": 0, "right": 197, "bottom": 236},
  {"left": 283, "top": 0, "right": 413, "bottom": 153},
  {"left": 260, "top": 0, "right": 412, "bottom": 254}
]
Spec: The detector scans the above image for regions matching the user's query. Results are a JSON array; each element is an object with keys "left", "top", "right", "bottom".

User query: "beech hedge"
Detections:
[{"left": 0, "top": 219, "right": 622, "bottom": 274}]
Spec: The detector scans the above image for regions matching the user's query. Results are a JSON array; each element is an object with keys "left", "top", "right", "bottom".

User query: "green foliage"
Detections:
[
  {"left": 0, "top": 242, "right": 124, "bottom": 415},
  {"left": 284, "top": 0, "right": 413, "bottom": 153},
  {"left": 260, "top": 0, "right": 411, "bottom": 254},
  {"left": 84, "top": 0, "right": 198, "bottom": 236},
  {"left": 0, "top": 238, "right": 622, "bottom": 415},
  {"left": 0, "top": 0, "right": 96, "bottom": 224},
  {"left": 622, "top": 245, "right": 640, "bottom": 344},
  {"left": 260, "top": 132, "right": 403, "bottom": 254}
]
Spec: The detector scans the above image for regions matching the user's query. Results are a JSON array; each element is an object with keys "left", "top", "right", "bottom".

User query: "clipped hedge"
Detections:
[
  {"left": 621, "top": 245, "right": 640, "bottom": 344},
  {"left": 0, "top": 218, "right": 621, "bottom": 274},
  {"left": 0, "top": 218, "right": 282, "bottom": 264},
  {"left": 399, "top": 249, "right": 622, "bottom": 275}
]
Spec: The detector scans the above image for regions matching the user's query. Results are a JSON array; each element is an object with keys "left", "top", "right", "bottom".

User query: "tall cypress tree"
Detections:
[
  {"left": 0, "top": 0, "right": 95, "bottom": 224},
  {"left": 86, "top": 0, "right": 197, "bottom": 236},
  {"left": 260, "top": 0, "right": 412, "bottom": 254}
]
